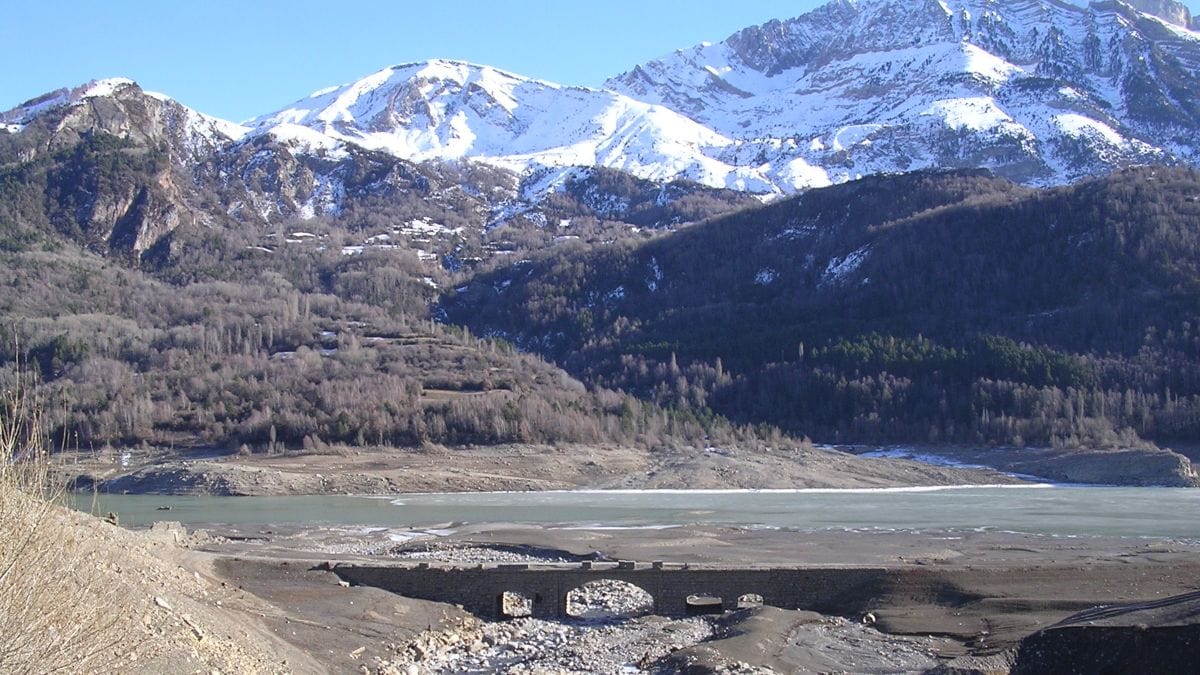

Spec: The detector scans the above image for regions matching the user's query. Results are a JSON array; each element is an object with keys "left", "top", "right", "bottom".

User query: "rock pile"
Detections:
[
  {"left": 567, "top": 579, "right": 654, "bottom": 618},
  {"left": 385, "top": 542, "right": 574, "bottom": 564},
  {"left": 380, "top": 614, "right": 717, "bottom": 674}
]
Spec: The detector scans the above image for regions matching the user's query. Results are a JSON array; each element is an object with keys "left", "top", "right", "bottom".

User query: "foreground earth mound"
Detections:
[
  {"left": 1010, "top": 590, "right": 1200, "bottom": 674},
  {"left": 4, "top": 508, "right": 309, "bottom": 673}
]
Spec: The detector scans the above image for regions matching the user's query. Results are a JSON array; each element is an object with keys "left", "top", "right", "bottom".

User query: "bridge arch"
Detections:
[
  {"left": 497, "top": 590, "right": 536, "bottom": 618},
  {"left": 738, "top": 593, "right": 765, "bottom": 608},
  {"left": 565, "top": 579, "right": 655, "bottom": 619},
  {"left": 330, "top": 561, "right": 873, "bottom": 620}
]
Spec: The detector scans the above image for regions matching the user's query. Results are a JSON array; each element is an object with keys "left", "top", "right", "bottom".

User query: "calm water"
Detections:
[{"left": 75, "top": 486, "right": 1200, "bottom": 539}]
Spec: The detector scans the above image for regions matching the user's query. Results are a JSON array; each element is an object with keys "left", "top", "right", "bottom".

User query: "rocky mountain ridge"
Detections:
[
  {"left": 1126, "top": 0, "right": 1194, "bottom": 27},
  {"left": 5, "top": 1, "right": 1199, "bottom": 197},
  {"left": 607, "top": 0, "right": 1200, "bottom": 187},
  {"left": 232, "top": 0, "right": 1200, "bottom": 192}
]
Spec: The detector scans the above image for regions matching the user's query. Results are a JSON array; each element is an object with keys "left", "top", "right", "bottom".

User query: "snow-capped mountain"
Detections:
[
  {"left": 4, "top": 0, "right": 1200, "bottom": 208},
  {"left": 246, "top": 60, "right": 775, "bottom": 192},
  {"left": 233, "top": 0, "right": 1200, "bottom": 194},
  {"left": 607, "top": 0, "right": 1200, "bottom": 188}
]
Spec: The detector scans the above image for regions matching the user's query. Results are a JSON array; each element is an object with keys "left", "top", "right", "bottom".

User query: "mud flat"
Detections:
[
  {"left": 853, "top": 445, "right": 1200, "bottom": 487},
  {"left": 67, "top": 442, "right": 1028, "bottom": 496}
]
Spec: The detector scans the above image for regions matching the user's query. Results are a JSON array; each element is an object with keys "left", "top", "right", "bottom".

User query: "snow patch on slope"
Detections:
[
  {"left": 1055, "top": 114, "right": 1127, "bottom": 147},
  {"left": 821, "top": 246, "right": 870, "bottom": 287},
  {"left": 923, "top": 97, "right": 1017, "bottom": 132}
]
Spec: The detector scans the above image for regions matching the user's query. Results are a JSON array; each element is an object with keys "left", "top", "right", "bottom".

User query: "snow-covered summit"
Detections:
[
  {"left": 5, "top": 0, "right": 1199, "bottom": 195},
  {"left": 248, "top": 59, "right": 775, "bottom": 191},
  {"left": 607, "top": 0, "right": 1200, "bottom": 187}
]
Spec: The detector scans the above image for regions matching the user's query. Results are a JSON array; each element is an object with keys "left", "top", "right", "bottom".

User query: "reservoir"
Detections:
[{"left": 78, "top": 485, "right": 1200, "bottom": 540}]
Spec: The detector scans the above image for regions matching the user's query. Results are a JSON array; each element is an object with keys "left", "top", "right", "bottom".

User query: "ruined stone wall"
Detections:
[{"left": 332, "top": 562, "right": 895, "bottom": 619}]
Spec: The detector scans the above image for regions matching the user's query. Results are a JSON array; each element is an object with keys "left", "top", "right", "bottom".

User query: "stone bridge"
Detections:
[{"left": 332, "top": 561, "right": 899, "bottom": 619}]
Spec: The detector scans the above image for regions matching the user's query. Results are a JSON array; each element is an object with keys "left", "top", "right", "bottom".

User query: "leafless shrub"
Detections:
[{"left": 0, "top": 367, "right": 137, "bottom": 673}]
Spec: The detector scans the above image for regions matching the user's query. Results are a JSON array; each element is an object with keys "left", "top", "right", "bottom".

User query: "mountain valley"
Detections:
[
  {"left": 7, "top": 3, "right": 1200, "bottom": 674},
  {"left": 1, "top": 0, "right": 1199, "bottom": 487}
]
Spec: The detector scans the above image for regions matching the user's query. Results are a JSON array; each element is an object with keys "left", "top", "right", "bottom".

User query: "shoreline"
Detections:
[
  {"left": 62, "top": 442, "right": 1198, "bottom": 499},
  {"left": 57, "top": 443, "right": 1037, "bottom": 497}
]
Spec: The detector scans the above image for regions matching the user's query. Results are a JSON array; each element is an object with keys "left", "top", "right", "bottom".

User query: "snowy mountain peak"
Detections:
[
  {"left": 252, "top": 60, "right": 541, "bottom": 136},
  {"left": 237, "top": 0, "right": 1200, "bottom": 193},
  {"left": 248, "top": 59, "right": 777, "bottom": 191},
  {"left": 606, "top": 0, "right": 1200, "bottom": 188},
  {"left": 7, "top": 0, "right": 1198, "bottom": 199}
]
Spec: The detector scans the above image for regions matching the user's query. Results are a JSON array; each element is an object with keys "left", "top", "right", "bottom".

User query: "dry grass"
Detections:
[{"left": 0, "top": 373, "right": 136, "bottom": 673}]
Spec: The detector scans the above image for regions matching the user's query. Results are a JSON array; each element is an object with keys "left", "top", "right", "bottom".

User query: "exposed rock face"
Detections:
[
  {"left": 1124, "top": 0, "right": 1193, "bottom": 28},
  {"left": 608, "top": 0, "right": 1200, "bottom": 188},
  {"left": 93, "top": 178, "right": 185, "bottom": 255},
  {"left": 1, "top": 78, "right": 245, "bottom": 163},
  {"left": 1, "top": 80, "right": 245, "bottom": 256}
]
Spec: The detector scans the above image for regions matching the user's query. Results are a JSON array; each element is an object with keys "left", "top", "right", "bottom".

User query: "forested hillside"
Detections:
[
  {"left": 0, "top": 237, "right": 782, "bottom": 454},
  {"left": 446, "top": 168, "right": 1200, "bottom": 449},
  {"left": 0, "top": 123, "right": 761, "bottom": 456}
]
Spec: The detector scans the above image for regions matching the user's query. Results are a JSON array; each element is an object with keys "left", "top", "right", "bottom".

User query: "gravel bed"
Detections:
[
  {"left": 383, "top": 541, "right": 580, "bottom": 564},
  {"left": 382, "top": 614, "right": 720, "bottom": 674},
  {"left": 568, "top": 579, "right": 654, "bottom": 618}
]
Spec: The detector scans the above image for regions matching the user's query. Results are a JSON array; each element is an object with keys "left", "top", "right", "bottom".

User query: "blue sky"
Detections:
[
  {"left": 2, "top": 0, "right": 825, "bottom": 122},
  {"left": 3, "top": 0, "right": 1198, "bottom": 123}
]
